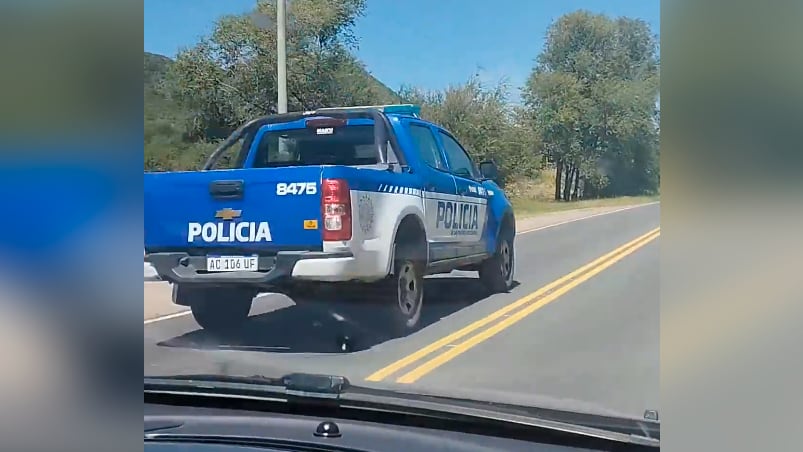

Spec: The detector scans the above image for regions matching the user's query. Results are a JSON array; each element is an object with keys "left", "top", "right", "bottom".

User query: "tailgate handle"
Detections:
[{"left": 210, "top": 180, "right": 244, "bottom": 200}]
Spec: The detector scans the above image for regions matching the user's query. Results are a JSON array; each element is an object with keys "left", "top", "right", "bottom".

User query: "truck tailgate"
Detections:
[{"left": 144, "top": 167, "right": 323, "bottom": 252}]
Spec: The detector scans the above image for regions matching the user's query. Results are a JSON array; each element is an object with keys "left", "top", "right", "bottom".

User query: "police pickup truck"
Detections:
[{"left": 144, "top": 104, "right": 515, "bottom": 335}]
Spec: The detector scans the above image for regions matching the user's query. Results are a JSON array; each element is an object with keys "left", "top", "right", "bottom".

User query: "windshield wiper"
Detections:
[{"left": 146, "top": 372, "right": 349, "bottom": 400}]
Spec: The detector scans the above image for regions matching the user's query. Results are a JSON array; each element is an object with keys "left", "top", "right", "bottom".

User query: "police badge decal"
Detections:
[{"left": 357, "top": 193, "right": 374, "bottom": 234}]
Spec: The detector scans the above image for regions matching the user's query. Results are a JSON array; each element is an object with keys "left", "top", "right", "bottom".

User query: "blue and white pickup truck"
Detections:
[{"left": 144, "top": 105, "right": 515, "bottom": 335}]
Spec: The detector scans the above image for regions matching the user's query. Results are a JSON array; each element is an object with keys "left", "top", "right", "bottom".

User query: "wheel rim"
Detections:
[
  {"left": 500, "top": 240, "right": 513, "bottom": 282},
  {"left": 397, "top": 262, "right": 421, "bottom": 317}
]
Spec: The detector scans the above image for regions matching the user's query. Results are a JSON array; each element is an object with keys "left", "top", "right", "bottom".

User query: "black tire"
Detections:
[
  {"left": 479, "top": 229, "right": 515, "bottom": 293},
  {"left": 381, "top": 217, "right": 428, "bottom": 336},
  {"left": 189, "top": 288, "right": 254, "bottom": 334},
  {"left": 385, "top": 245, "right": 425, "bottom": 335}
]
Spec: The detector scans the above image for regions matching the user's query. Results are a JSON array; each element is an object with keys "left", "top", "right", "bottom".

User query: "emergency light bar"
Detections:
[{"left": 314, "top": 104, "right": 421, "bottom": 118}]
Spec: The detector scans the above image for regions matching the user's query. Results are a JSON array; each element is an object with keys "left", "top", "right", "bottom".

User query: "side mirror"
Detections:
[{"left": 479, "top": 160, "right": 501, "bottom": 183}]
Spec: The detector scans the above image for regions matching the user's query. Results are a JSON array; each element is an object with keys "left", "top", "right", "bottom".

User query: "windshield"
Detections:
[{"left": 144, "top": 0, "right": 660, "bottom": 425}]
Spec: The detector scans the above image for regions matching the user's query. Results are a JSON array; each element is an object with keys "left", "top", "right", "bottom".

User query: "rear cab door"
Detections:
[
  {"left": 402, "top": 119, "right": 459, "bottom": 262},
  {"left": 433, "top": 128, "right": 489, "bottom": 258}
]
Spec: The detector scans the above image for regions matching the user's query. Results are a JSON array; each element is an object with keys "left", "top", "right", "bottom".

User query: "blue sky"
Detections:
[{"left": 144, "top": 0, "right": 659, "bottom": 102}]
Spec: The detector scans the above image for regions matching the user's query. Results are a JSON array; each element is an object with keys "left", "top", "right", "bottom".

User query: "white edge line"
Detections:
[
  {"left": 516, "top": 202, "right": 659, "bottom": 235},
  {"left": 144, "top": 310, "right": 191, "bottom": 325},
  {"left": 144, "top": 201, "right": 658, "bottom": 324}
]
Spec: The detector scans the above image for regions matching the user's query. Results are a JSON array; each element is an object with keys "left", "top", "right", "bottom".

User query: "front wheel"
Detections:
[
  {"left": 189, "top": 288, "right": 254, "bottom": 334},
  {"left": 479, "top": 233, "right": 515, "bottom": 293}
]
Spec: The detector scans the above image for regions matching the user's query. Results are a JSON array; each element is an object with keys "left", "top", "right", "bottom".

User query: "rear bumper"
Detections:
[{"left": 146, "top": 251, "right": 353, "bottom": 286}]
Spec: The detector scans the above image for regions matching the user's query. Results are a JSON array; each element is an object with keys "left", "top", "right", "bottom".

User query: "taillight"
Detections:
[{"left": 321, "top": 178, "right": 352, "bottom": 241}]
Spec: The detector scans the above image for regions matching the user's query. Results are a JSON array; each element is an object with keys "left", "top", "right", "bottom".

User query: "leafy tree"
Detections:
[
  {"left": 522, "top": 11, "right": 659, "bottom": 199},
  {"left": 167, "top": 0, "right": 398, "bottom": 141},
  {"left": 399, "top": 76, "right": 541, "bottom": 182}
]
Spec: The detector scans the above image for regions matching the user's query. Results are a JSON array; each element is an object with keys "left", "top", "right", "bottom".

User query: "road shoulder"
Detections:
[{"left": 515, "top": 202, "right": 656, "bottom": 233}]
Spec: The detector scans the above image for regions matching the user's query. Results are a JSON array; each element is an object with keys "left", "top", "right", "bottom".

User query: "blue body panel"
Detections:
[
  {"left": 144, "top": 166, "right": 325, "bottom": 251},
  {"left": 481, "top": 180, "right": 513, "bottom": 254},
  {"left": 318, "top": 165, "right": 419, "bottom": 193}
]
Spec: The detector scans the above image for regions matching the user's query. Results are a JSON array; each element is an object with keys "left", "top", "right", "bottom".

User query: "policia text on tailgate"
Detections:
[{"left": 144, "top": 104, "right": 516, "bottom": 335}]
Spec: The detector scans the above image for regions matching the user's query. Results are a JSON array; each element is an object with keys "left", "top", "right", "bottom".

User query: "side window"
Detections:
[
  {"left": 408, "top": 124, "right": 448, "bottom": 170},
  {"left": 438, "top": 131, "right": 478, "bottom": 179}
]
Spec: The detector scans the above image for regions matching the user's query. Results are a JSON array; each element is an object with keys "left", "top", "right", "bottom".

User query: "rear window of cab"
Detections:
[{"left": 251, "top": 125, "right": 378, "bottom": 168}]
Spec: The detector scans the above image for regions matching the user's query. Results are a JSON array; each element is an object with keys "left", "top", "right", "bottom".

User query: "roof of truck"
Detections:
[{"left": 311, "top": 104, "right": 421, "bottom": 118}]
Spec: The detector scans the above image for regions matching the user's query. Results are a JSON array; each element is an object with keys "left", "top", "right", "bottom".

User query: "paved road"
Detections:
[{"left": 144, "top": 203, "right": 659, "bottom": 419}]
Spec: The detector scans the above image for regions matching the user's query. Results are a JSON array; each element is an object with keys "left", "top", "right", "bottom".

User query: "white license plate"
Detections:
[{"left": 206, "top": 256, "right": 259, "bottom": 272}]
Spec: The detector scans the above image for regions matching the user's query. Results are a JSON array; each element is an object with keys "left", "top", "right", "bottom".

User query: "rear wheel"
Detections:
[
  {"left": 383, "top": 217, "right": 427, "bottom": 336},
  {"left": 479, "top": 229, "right": 515, "bottom": 293},
  {"left": 189, "top": 287, "right": 254, "bottom": 334},
  {"left": 385, "top": 253, "right": 425, "bottom": 335}
]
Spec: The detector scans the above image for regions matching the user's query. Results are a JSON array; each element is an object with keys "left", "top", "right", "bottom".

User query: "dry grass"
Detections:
[
  {"left": 504, "top": 171, "right": 659, "bottom": 218},
  {"left": 504, "top": 172, "right": 557, "bottom": 201},
  {"left": 512, "top": 195, "right": 659, "bottom": 217}
]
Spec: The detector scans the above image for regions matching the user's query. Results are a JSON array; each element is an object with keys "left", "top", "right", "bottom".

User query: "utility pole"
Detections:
[{"left": 276, "top": 0, "right": 288, "bottom": 113}]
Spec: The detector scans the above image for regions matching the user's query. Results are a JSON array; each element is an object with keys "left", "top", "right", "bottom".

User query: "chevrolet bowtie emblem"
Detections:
[{"left": 215, "top": 208, "right": 242, "bottom": 221}]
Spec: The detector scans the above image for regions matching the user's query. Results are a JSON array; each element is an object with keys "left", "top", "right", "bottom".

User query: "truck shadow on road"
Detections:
[{"left": 157, "top": 276, "right": 520, "bottom": 354}]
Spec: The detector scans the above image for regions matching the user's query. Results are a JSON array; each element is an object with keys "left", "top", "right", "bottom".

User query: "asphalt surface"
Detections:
[{"left": 144, "top": 202, "right": 659, "bottom": 419}]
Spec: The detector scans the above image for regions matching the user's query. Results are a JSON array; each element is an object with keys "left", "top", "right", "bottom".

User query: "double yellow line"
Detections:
[{"left": 365, "top": 227, "right": 661, "bottom": 384}]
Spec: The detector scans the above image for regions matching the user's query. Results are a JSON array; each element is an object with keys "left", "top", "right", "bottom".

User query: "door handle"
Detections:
[{"left": 210, "top": 180, "right": 245, "bottom": 200}]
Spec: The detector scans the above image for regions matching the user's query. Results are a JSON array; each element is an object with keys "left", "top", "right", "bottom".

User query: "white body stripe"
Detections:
[
  {"left": 423, "top": 196, "right": 487, "bottom": 243},
  {"left": 378, "top": 184, "right": 422, "bottom": 196},
  {"left": 291, "top": 187, "right": 488, "bottom": 281}
]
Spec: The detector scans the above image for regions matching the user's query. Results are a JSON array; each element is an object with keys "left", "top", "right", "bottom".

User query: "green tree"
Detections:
[
  {"left": 167, "top": 0, "right": 398, "bottom": 141},
  {"left": 399, "top": 76, "right": 541, "bottom": 182},
  {"left": 522, "top": 11, "right": 659, "bottom": 200}
]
